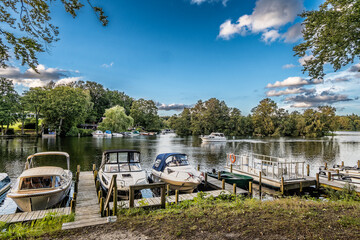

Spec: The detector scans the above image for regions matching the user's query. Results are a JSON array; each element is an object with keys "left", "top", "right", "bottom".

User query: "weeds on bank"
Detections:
[
  {"left": 324, "top": 183, "right": 360, "bottom": 201},
  {"left": 0, "top": 212, "right": 74, "bottom": 240}
]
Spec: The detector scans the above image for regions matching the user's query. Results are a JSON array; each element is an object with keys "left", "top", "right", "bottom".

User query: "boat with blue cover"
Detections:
[{"left": 208, "top": 171, "right": 253, "bottom": 189}]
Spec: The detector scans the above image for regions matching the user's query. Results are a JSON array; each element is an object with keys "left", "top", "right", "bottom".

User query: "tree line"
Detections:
[
  {"left": 0, "top": 78, "right": 163, "bottom": 136},
  {"left": 168, "top": 98, "right": 359, "bottom": 138}
]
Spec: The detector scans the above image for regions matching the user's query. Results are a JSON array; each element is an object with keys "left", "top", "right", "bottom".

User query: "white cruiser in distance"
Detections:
[
  {"left": 151, "top": 153, "right": 204, "bottom": 193},
  {"left": 201, "top": 132, "right": 227, "bottom": 142},
  {"left": 98, "top": 150, "right": 148, "bottom": 200},
  {"left": 8, "top": 152, "right": 72, "bottom": 212}
]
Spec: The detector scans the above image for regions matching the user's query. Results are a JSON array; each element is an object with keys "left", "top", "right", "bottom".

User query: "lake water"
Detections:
[{"left": 1, "top": 131, "right": 360, "bottom": 213}]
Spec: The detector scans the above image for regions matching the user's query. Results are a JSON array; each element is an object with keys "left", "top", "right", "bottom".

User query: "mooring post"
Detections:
[
  {"left": 93, "top": 164, "right": 96, "bottom": 172},
  {"left": 73, "top": 192, "right": 77, "bottom": 201},
  {"left": 197, "top": 164, "right": 200, "bottom": 171},
  {"left": 218, "top": 171, "right": 221, "bottom": 180},
  {"left": 106, "top": 206, "right": 110, "bottom": 217},
  {"left": 341, "top": 161, "right": 344, "bottom": 168},
  {"left": 259, "top": 172, "right": 262, "bottom": 198},
  {"left": 100, "top": 197, "right": 104, "bottom": 217},
  {"left": 167, "top": 184, "right": 170, "bottom": 197},
  {"left": 160, "top": 185, "right": 166, "bottom": 209},
  {"left": 324, "top": 162, "right": 327, "bottom": 170},
  {"left": 316, "top": 173, "right": 320, "bottom": 189},
  {"left": 281, "top": 176, "right": 284, "bottom": 195},
  {"left": 93, "top": 170, "right": 98, "bottom": 181},
  {"left": 307, "top": 164, "right": 310, "bottom": 177},
  {"left": 75, "top": 171, "right": 79, "bottom": 184},
  {"left": 222, "top": 179, "right": 225, "bottom": 190},
  {"left": 77, "top": 165, "right": 80, "bottom": 174},
  {"left": 129, "top": 186, "right": 134, "bottom": 208},
  {"left": 113, "top": 186, "right": 117, "bottom": 216},
  {"left": 96, "top": 180, "right": 100, "bottom": 192},
  {"left": 204, "top": 172, "right": 208, "bottom": 187},
  {"left": 357, "top": 160, "right": 360, "bottom": 169},
  {"left": 70, "top": 199, "right": 76, "bottom": 213},
  {"left": 299, "top": 182, "right": 303, "bottom": 193},
  {"left": 233, "top": 183, "right": 236, "bottom": 195},
  {"left": 327, "top": 171, "right": 332, "bottom": 181},
  {"left": 98, "top": 190, "right": 102, "bottom": 203},
  {"left": 249, "top": 181, "right": 253, "bottom": 198},
  {"left": 175, "top": 190, "right": 179, "bottom": 204},
  {"left": 230, "top": 164, "right": 233, "bottom": 173}
]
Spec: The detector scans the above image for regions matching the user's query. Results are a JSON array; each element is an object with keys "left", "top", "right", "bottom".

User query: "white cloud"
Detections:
[
  {"left": 262, "top": 30, "right": 281, "bottom": 43},
  {"left": 191, "top": 0, "right": 228, "bottom": 6},
  {"left": 266, "top": 77, "right": 323, "bottom": 88},
  {"left": 298, "top": 54, "right": 314, "bottom": 66},
  {"left": 283, "top": 22, "right": 303, "bottom": 43},
  {"left": 282, "top": 64, "right": 296, "bottom": 69},
  {"left": 218, "top": 0, "right": 303, "bottom": 41},
  {"left": 156, "top": 102, "right": 193, "bottom": 111},
  {"left": 101, "top": 62, "right": 114, "bottom": 68},
  {"left": 55, "top": 77, "right": 83, "bottom": 86},
  {"left": 266, "top": 87, "right": 314, "bottom": 97}
]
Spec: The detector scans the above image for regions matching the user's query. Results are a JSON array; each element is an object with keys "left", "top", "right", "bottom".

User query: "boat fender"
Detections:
[{"left": 230, "top": 154, "right": 236, "bottom": 164}]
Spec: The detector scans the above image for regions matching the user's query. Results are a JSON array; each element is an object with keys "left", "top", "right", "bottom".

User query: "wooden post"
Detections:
[
  {"left": 175, "top": 190, "right": 179, "bottom": 204},
  {"left": 307, "top": 164, "right": 310, "bottom": 177},
  {"left": 93, "top": 164, "right": 96, "bottom": 172},
  {"left": 113, "top": 186, "right": 117, "bottom": 216},
  {"left": 357, "top": 160, "right": 360, "bottom": 169},
  {"left": 222, "top": 179, "right": 225, "bottom": 190},
  {"left": 96, "top": 180, "right": 100, "bottom": 192},
  {"left": 341, "top": 161, "right": 344, "bottom": 167},
  {"left": 259, "top": 172, "right": 262, "bottom": 198},
  {"left": 249, "top": 181, "right": 253, "bottom": 198},
  {"left": 324, "top": 162, "right": 327, "bottom": 170},
  {"left": 280, "top": 176, "right": 284, "bottom": 195},
  {"left": 218, "top": 171, "right": 221, "bottom": 180},
  {"left": 76, "top": 171, "right": 79, "bottom": 183},
  {"left": 129, "top": 186, "right": 134, "bottom": 208},
  {"left": 160, "top": 185, "right": 166, "bottom": 209},
  {"left": 197, "top": 164, "right": 200, "bottom": 171},
  {"left": 74, "top": 178, "right": 78, "bottom": 193},
  {"left": 77, "top": 165, "right": 80, "bottom": 173},
  {"left": 73, "top": 192, "right": 77, "bottom": 201},
  {"left": 233, "top": 183, "right": 236, "bottom": 195},
  {"left": 100, "top": 197, "right": 104, "bottom": 217},
  {"left": 299, "top": 182, "right": 303, "bottom": 193},
  {"left": 98, "top": 190, "right": 102, "bottom": 203},
  {"left": 204, "top": 172, "right": 208, "bottom": 187},
  {"left": 93, "top": 170, "right": 98, "bottom": 181},
  {"left": 70, "top": 199, "right": 76, "bottom": 213},
  {"left": 106, "top": 206, "right": 110, "bottom": 217},
  {"left": 167, "top": 184, "right": 170, "bottom": 197},
  {"left": 316, "top": 173, "right": 319, "bottom": 189},
  {"left": 230, "top": 164, "right": 233, "bottom": 173},
  {"left": 327, "top": 171, "right": 332, "bottom": 181}
]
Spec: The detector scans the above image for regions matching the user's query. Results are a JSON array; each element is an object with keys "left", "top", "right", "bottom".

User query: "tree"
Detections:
[
  {"left": 294, "top": 0, "right": 360, "bottom": 79},
  {"left": 0, "top": 78, "right": 19, "bottom": 134},
  {"left": 173, "top": 108, "right": 192, "bottom": 136},
  {"left": 22, "top": 87, "right": 47, "bottom": 135},
  {"left": 130, "top": 99, "right": 161, "bottom": 131},
  {"left": 251, "top": 98, "right": 278, "bottom": 136},
  {"left": 98, "top": 105, "right": 134, "bottom": 132},
  {"left": 0, "top": 0, "right": 108, "bottom": 71},
  {"left": 42, "top": 85, "right": 92, "bottom": 135}
]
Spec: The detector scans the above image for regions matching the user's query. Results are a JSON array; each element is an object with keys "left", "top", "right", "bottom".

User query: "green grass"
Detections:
[{"left": 0, "top": 212, "right": 74, "bottom": 240}]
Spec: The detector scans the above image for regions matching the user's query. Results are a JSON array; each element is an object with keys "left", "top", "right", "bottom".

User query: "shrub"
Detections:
[
  {"left": 78, "top": 129, "right": 93, "bottom": 136},
  {"left": 65, "top": 126, "right": 79, "bottom": 137}
]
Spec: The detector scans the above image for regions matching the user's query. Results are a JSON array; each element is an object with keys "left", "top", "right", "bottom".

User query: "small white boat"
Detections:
[
  {"left": 92, "top": 130, "right": 104, "bottom": 137},
  {"left": 201, "top": 132, "right": 226, "bottom": 142},
  {"left": 112, "top": 133, "right": 123, "bottom": 137},
  {"left": 98, "top": 150, "right": 148, "bottom": 200},
  {"left": 104, "top": 130, "right": 112, "bottom": 138},
  {"left": 129, "top": 131, "right": 140, "bottom": 137},
  {"left": 151, "top": 153, "right": 203, "bottom": 193},
  {"left": 0, "top": 173, "right": 11, "bottom": 196},
  {"left": 8, "top": 152, "right": 72, "bottom": 212}
]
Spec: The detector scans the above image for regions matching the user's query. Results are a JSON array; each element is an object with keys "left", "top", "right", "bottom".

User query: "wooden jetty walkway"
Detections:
[
  {"left": 206, "top": 175, "right": 249, "bottom": 195},
  {"left": 62, "top": 171, "right": 112, "bottom": 230},
  {"left": 0, "top": 207, "right": 70, "bottom": 224}
]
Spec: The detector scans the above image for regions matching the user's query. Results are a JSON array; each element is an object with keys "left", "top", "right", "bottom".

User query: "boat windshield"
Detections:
[
  {"left": 106, "top": 152, "right": 140, "bottom": 163},
  {"left": 0, "top": 176, "right": 10, "bottom": 189},
  {"left": 103, "top": 163, "right": 142, "bottom": 173},
  {"left": 20, "top": 176, "right": 55, "bottom": 190},
  {"left": 165, "top": 154, "right": 189, "bottom": 167}
]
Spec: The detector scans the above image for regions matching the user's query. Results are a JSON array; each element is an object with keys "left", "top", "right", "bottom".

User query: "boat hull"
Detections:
[
  {"left": 200, "top": 137, "right": 226, "bottom": 142},
  {"left": 151, "top": 172, "right": 201, "bottom": 193}
]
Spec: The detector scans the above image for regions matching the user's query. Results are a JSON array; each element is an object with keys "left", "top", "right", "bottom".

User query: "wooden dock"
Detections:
[
  {"left": 62, "top": 171, "right": 112, "bottom": 230},
  {"left": 206, "top": 175, "right": 249, "bottom": 195},
  {"left": 318, "top": 175, "right": 360, "bottom": 194},
  {"left": 0, "top": 207, "right": 70, "bottom": 224}
]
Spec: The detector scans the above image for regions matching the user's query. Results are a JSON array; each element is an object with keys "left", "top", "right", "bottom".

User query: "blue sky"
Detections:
[{"left": 2, "top": 0, "right": 360, "bottom": 116}]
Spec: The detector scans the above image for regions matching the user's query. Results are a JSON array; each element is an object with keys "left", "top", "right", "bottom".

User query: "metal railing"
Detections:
[{"left": 226, "top": 153, "right": 305, "bottom": 181}]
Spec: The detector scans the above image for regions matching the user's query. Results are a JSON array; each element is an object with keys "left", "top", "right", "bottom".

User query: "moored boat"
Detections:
[
  {"left": 112, "top": 133, "right": 123, "bottom": 137},
  {"left": 98, "top": 149, "right": 148, "bottom": 200},
  {"left": 104, "top": 130, "right": 112, "bottom": 138},
  {"left": 7, "top": 152, "right": 72, "bottom": 212},
  {"left": 201, "top": 132, "right": 226, "bottom": 142},
  {"left": 207, "top": 171, "right": 253, "bottom": 189},
  {"left": 92, "top": 130, "right": 104, "bottom": 137},
  {"left": 0, "top": 173, "right": 11, "bottom": 197},
  {"left": 151, "top": 153, "right": 204, "bottom": 193}
]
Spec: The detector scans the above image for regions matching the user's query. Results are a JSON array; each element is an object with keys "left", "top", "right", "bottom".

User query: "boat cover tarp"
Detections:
[{"left": 152, "top": 153, "right": 186, "bottom": 172}]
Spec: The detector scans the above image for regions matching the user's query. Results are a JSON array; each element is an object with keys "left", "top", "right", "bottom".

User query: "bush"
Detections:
[
  {"left": 65, "top": 126, "right": 79, "bottom": 137},
  {"left": 5, "top": 128, "right": 14, "bottom": 135},
  {"left": 78, "top": 129, "right": 93, "bottom": 136}
]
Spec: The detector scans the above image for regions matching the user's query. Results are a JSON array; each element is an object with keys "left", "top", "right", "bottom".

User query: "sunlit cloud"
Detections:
[
  {"left": 266, "top": 77, "right": 323, "bottom": 88},
  {"left": 156, "top": 102, "right": 193, "bottom": 111}
]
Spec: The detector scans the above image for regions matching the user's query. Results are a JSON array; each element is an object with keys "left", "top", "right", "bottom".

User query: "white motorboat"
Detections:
[
  {"left": 92, "top": 130, "right": 104, "bottom": 137},
  {"left": 98, "top": 150, "right": 148, "bottom": 200},
  {"left": 112, "top": 133, "right": 123, "bottom": 137},
  {"left": 8, "top": 152, "right": 72, "bottom": 212},
  {"left": 104, "top": 130, "right": 112, "bottom": 138},
  {"left": 0, "top": 173, "right": 11, "bottom": 196},
  {"left": 201, "top": 132, "right": 226, "bottom": 142},
  {"left": 151, "top": 153, "right": 203, "bottom": 193}
]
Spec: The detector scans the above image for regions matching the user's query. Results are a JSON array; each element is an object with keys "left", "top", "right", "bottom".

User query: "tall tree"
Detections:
[
  {"left": 294, "top": 0, "right": 360, "bottom": 79},
  {"left": 98, "top": 105, "right": 134, "bottom": 132},
  {"left": 0, "top": 78, "right": 19, "bottom": 134},
  {"left": 0, "top": 0, "right": 108, "bottom": 70},
  {"left": 130, "top": 99, "right": 161, "bottom": 131},
  {"left": 22, "top": 87, "right": 47, "bottom": 135},
  {"left": 251, "top": 98, "right": 278, "bottom": 136}
]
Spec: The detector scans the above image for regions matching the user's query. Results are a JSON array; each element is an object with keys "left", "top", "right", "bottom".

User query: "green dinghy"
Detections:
[{"left": 208, "top": 171, "right": 253, "bottom": 190}]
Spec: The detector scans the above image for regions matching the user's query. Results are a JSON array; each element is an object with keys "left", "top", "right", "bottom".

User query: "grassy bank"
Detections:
[{"left": 48, "top": 193, "right": 360, "bottom": 240}]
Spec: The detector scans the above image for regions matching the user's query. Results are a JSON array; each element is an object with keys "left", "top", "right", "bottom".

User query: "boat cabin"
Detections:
[
  {"left": 153, "top": 153, "right": 190, "bottom": 172},
  {"left": 101, "top": 150, "right": 142, "bottom": 173},
  {"left": 210, "top": 132, "right": 225, "bottom": 137}
]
